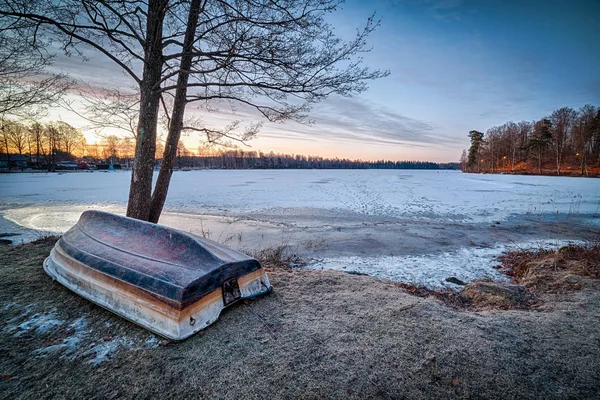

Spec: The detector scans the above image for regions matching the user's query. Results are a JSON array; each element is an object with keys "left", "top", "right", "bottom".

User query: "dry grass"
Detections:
[
  {"left": 244, "top": 243, "right": 303, "bottom": 271},
  {"left": 2, "top": 241, "right": 600, "bottom": 399},
  {"left": 497, "top": 240, "right": 600, "bottom": 293},
  {"left": 393, "top": 283, "right": 475, "bottom": 310}
]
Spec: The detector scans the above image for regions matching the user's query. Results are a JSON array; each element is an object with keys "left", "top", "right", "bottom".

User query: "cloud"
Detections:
[{"left": 243, "top": 96, "right": 464, "bottom": 148}]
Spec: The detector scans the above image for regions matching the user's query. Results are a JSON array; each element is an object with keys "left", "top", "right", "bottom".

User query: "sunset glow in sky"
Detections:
[{"left": 47, "top": 0, "right": 600, "bottom": 162}]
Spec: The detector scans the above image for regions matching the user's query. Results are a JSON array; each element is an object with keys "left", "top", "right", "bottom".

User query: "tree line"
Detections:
[
  {"left": 0, "top": 119, "right": 138, "bottom": 170},
  {"left": 1, "top": 119, "right": 85, "bottom": 169},
  {"left": 461, "top": 105, "right": 600, "bottom": 176},
  {"left": 0, "top": 119, "right": 459, "bottom": 171},
  {"left": 175, "top": 148, "right": 459, "bottom": 170}
]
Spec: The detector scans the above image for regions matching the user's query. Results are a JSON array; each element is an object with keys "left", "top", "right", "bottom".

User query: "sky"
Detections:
[{"left": 46, "top": 0, "right": 600, "bottom": 162}]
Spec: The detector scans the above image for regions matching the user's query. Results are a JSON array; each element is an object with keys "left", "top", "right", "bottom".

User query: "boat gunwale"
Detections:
[{"left": 58, "top": 210, "right": 263, "bottom": 303}]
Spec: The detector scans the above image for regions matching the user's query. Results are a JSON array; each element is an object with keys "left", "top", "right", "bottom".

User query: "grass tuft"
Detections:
[
  {"left": 245, "top": 243, "right": 303, "bottom": 271},
  {"left": 499, "top": 239, "right": 600, "bottom": 281}
]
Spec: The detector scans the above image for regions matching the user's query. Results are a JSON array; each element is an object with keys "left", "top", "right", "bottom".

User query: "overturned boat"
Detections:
[{"left": 44, "top": 210, "right": 272, "bottom": 340}]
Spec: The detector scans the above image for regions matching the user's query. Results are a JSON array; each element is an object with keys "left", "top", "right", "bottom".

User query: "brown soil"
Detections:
[
  {"left": 1, "top": 240, "right": 600, "bottom": 399},
  {"left": 472, "top": 161, "right": 600, "bottom": 177}
]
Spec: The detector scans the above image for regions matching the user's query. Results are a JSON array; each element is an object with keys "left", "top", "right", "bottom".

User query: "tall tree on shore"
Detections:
[
  {"left": 1, "top": 0, "right": 388, "bottom": 222},
  {"left": 528, "top": 118, "right": 553, "bottom": 174},
  {"left": 549, "top": 107, "right": 576, "bottom": 175},
  {"left": 467, "top": 130, "right": 484, "bottom": 172},
  {"left": 5, "top": 120, "right": 27, "bottom": 154},
  {"left": 572, "top": 105, "right": 597, "bottom": 176}
]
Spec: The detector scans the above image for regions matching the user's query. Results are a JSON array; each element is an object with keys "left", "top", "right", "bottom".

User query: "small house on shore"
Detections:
[{"left": 0, "top": 154, "right": 28, "bottom": 170}]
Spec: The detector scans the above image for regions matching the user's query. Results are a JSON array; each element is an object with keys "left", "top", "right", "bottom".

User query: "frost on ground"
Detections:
[
  {"left": 3, "top": 302, "right": 161, "bottom": 365},
  {"left": 3, "top": 240, "right": 600, "bottom": 399}
]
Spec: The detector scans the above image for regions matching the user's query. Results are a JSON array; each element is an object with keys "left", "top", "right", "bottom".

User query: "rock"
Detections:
[
  {"left": 462, "top": 281, "right": 531, "bottom": 308},
  {"left": 345, "top": 271, "right": 369, "bottom": 276},
  {"left": 446, "top": 277, "right": 466, "bottom": 286}
]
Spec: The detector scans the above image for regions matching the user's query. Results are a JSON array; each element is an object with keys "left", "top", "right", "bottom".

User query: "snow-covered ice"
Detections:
[
  {"left": 1, "top": 170, "right": 599, "bottom": 221},
  {"left": 306, "top": 239, "right": 584, "bottom": 289},
  {"left": 1, "top": 169, "right": 599, "bottom": 287}
]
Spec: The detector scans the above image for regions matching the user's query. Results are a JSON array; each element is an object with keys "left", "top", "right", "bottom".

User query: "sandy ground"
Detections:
[{"left": 1, "top": 240, "right": 599, "bottom": 399}]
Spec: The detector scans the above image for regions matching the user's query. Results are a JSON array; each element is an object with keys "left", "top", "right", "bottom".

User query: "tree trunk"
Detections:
[
  {"left": 1, "top": 119, "right": 8, "bottom": 160},
  {"left": 511, "top": 146, "right": 516, "bottom": 171},
  {"left": 148, "top": 0, "right": 202, "bottom": 223},
  {"left": 126, "top": 0, "right": 168, "bottom": 221}
]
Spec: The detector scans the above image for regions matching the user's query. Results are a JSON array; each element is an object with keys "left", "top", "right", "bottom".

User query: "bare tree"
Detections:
[
  {"left": 44, "top": 123, "right": 60, "bottom": 171},
  {"left": 0, "top": 16, "right": 69, "bottom": 118},
  {"left": 0, "top": 117, "right": 9, "bottom": 157},
  {"left": 572, "top": 105, "right": 597, "bottom": 176},
  {"left": 5, "top": 119, "right": 27, "bottom": 154},
  {"left": 1, "top": 0, "right": 387, "bottom": 222},
  {"left": 549, "top": 107, "right": 576, "bottom": 176},
  {"left": 56, "top": 121, "right": 86, "bottom": 157},
  {"left": 101, "top": 135, "right": 121, "bottom": 162},
  {"left": 28, "top": 122, "right": 46, "bottom": 165},
  {"left": 517, "top": 120, "right": 533, "bottom": 163}
]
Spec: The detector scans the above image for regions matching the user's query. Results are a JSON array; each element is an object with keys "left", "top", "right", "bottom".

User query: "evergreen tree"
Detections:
[
  {"left": 528, "top": 119, "right": 553, "bottom": 174},
  {"left": 467, "top": 130, "right": 484, "bottom": 171}
]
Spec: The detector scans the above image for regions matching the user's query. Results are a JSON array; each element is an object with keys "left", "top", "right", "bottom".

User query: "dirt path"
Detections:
[{"left": 1, "top": 240, "right": 599, "bottom": 399}]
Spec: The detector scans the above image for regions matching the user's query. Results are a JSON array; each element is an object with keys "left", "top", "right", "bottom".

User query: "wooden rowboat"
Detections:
[{"left": 43, "top": 210, "right": 272, "bottom": 340}]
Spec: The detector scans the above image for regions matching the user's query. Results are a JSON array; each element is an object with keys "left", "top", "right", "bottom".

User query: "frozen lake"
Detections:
[{"left": 1, "top": 170, "right": 599, "bottom": 288}]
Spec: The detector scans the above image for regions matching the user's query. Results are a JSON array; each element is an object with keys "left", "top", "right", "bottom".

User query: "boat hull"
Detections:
[{"left": 43, "top": 210, "right": 272, "bottom": 340}]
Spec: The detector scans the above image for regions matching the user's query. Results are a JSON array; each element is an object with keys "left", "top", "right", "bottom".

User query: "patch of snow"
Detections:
[
  {"left": 143, "top": 335, "right": 162, "bottom": 348},
  {"left": 306, "top": 240, "right": 582, "bottom": 289},
  {"left": 31, "top": 316, "right": 161, "bottom": 365},
  {"left": 83, "top": 337, "right": 132, "bottom": 366},
  {"left": 32, "top": 335, "right": 83, "bottom": 357},
  {"left": 32, "top": 317, "right": 88, "bottom": 357},
  {"left": 12, "top": 312, "right": 63, "bottom": 336},
  {"left": 82, "top": 334, "right": 161, "bottom": 365}
]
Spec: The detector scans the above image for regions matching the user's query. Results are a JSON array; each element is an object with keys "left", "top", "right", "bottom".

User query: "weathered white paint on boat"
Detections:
[{"left": 43, "top": 210, "right": 272, "bottom": 340}]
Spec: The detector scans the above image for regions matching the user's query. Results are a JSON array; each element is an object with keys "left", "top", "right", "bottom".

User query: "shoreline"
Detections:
[
  {"left": 3, "top": 167, "right": 600, "bottom": 178},
  {"left": 465, "top": 171, "right": 600, "bottom": 178},
  {"left": 1, "top": 204, "right": 597, "bottom": 289}
]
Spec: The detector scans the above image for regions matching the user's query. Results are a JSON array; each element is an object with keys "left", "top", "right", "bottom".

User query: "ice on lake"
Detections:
[{"left": 1, "top": 170, "right": 599, "bottom": 288}]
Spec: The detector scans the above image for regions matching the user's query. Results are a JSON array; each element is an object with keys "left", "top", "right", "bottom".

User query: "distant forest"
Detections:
[
  {"left": 0, "top": 119, "right": 458, "bottom": 171},
  {"left": 462, "top": 104, "right": 600, "bottom": 177},
  {"left": 174, "top": 150, "right": 459, "bottom": 170}
]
